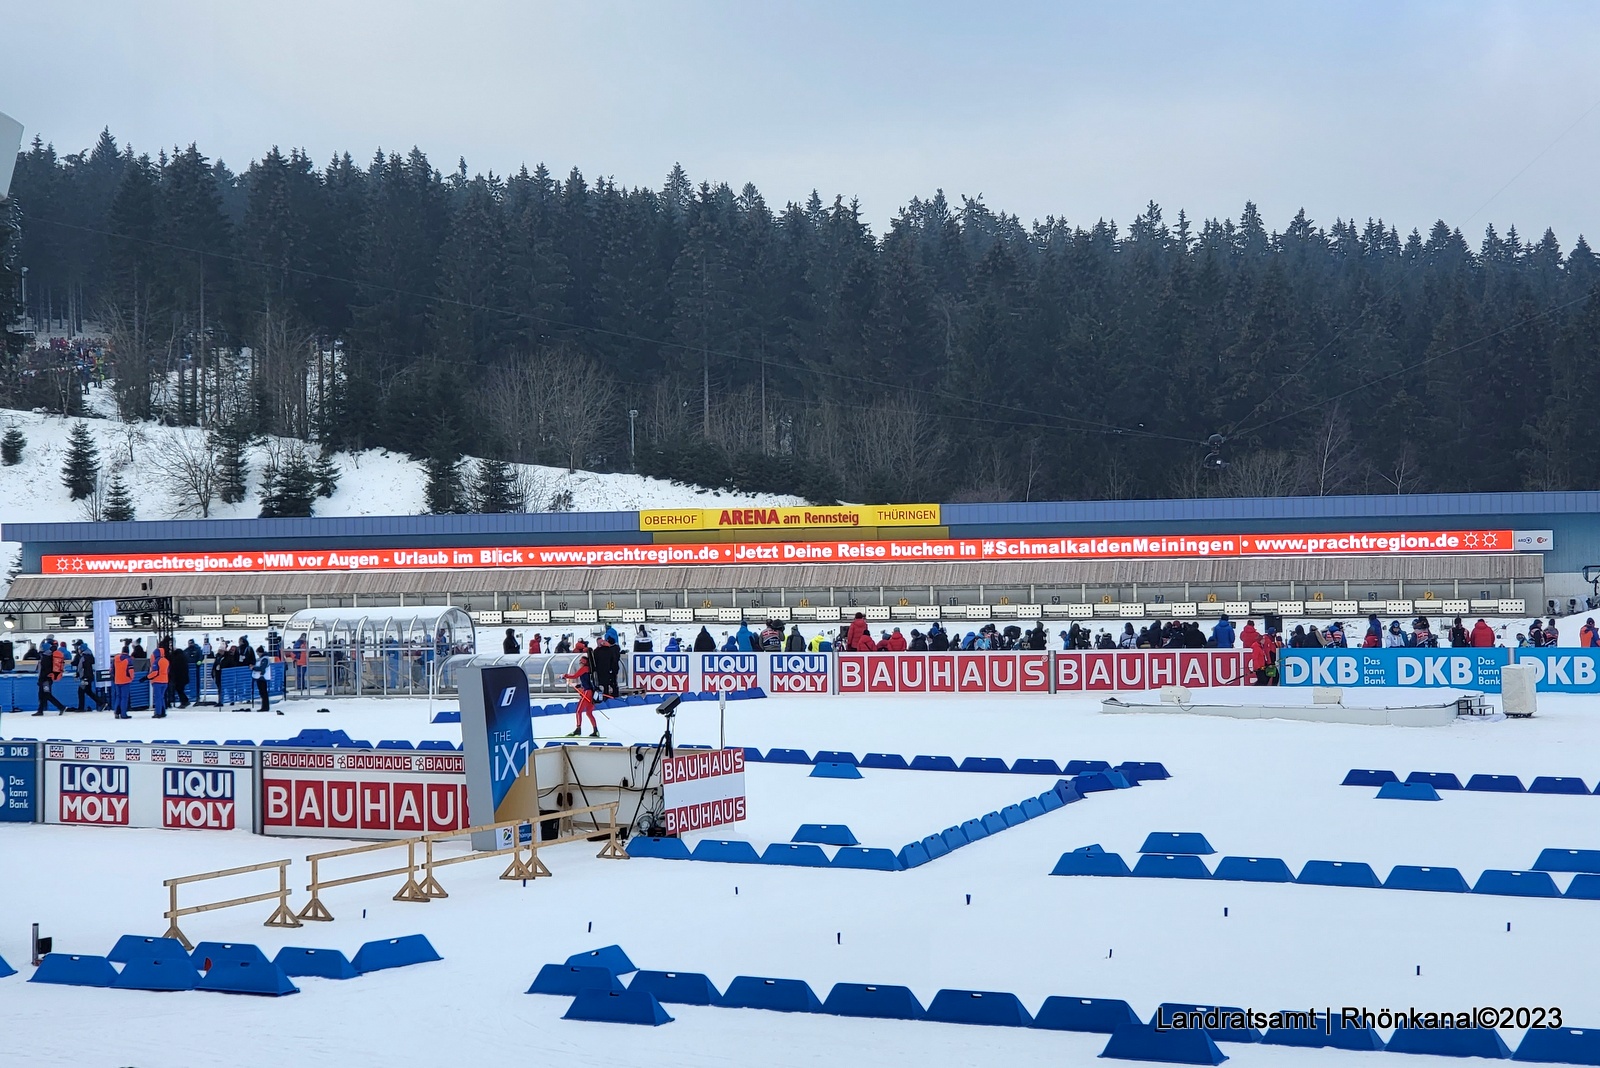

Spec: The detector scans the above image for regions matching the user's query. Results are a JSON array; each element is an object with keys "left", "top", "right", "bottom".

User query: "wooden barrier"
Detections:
[
  {"left": 297, "top": 802, "right": 628, "bottom": 921},
  {"left": 162, "top": 859, "right": 301, "bottom": 950}
]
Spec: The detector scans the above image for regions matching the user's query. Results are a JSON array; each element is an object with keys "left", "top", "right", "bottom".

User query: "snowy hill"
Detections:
[{"left": 0, "top": 395, "right": 802, "bottom": 582}]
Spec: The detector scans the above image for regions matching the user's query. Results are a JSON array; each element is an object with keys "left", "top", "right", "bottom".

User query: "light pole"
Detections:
[{"left": 628, "top": 409, "right": 638, "bottom": 468}]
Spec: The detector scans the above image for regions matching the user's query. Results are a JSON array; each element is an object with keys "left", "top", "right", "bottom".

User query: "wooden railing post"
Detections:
[{"left": 162, "top": 859, "right": 302, "bottom": 950}]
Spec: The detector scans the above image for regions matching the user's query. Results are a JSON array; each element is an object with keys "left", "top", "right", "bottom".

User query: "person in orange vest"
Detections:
[
  {"left": 111, "top": 640, "right": 135, "bottom": 718},
  {"left": 143, "top": 645, "right": 170, "bottom": 718},
  {"left": 291, "top": 635, "right": 309, "bottom": 691}
]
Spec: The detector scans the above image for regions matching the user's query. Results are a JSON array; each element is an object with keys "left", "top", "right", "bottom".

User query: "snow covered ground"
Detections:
[
  {"left": 4, "top": 688, "right": 1600, "bottom": 1066},
  {"left": 0, "top": 398, "right": 800, "bottom": 583}
]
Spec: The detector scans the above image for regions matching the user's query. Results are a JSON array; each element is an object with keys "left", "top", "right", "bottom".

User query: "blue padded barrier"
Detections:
[
  {"left": 1038, "top": 790, "right": 1064, "bottom": 812},
  {"left": 721, "top": 975, "right": 823, "bottom": 1012},
  {"left": 1050, "top": 850, "right": 1130, "bottom": 876},
  {"left": 563, "top": 988, "right": 674, "bottom": 1025},
  {"left": 897, "top": 842, "right": 932, "bottom": 869},
  {"left": 764, "top": 748, "right": 811, "bottom": 765},
  {"left": 1533, "top": 849, "right": 1600, "bottom": 874},
  {"left": 417, "top": 740, "right": 455, "bottom": 751},
  {"left": 761, "top": 843, "right": 831, "bottom": 867},
  {"left": 1473, "top": 869, "right": 1562, "bottom": 898},
  {"left": 1261, "top": 1013, "right": 1385, "bottom": 1051},
  {"left": 960, "top": 818, "right": 989, "bottom": 842},
  {"left": 925, "top": 988, "right": 1033, "bottom": 1027},
  {"left": 1101, "top": 1024, "right": 1228, "bottom": 1065},
  {"left": 192, "top": 942, "right": 270, "bottom": 970},
  {"left": 1055, "top": 779, "right": 1083, "bottom": 804},
  {"left": 1075, "top": 771, "right": 1132, "bottom": 793},
  {"left": 1385, "top": 1024, "right": 1510, "bottom": 1058},
  {"left": 528, "top": 964, "right": 624, "bottom": 995},
  {"left": 1011, "top": 758, "right": 1062, "bottom": 776},
  {"left": 1467, "top": 774, "right": 1526, "bottom": 793},
  {"left": 223, "top": 739, "right": 255, "bottom": 747},
  {"left": 1405, "top": 771, "right": 1464, "bottom": 790},
  {"left": 860, "top": 753, "right": 909, "bottom": 770},
  {"left": 1342, "top": 768, "right": 1399, "bottom": 786},
  {"left": 1529, "top": 777, "right": 1590, "bottom": 795},
  {"left": 109, "top": 935, "right": 189, "bottom": 964},
  {"left": 1565, "top": 875, "right": 1600, "bottom": 899},
  {"left": 628, "top": 970, "right": 721, "bottom": 1006},
  {"left": 273, "top": 947, "right": 359, "bottom": 979},
  {"left": 377, "top": 739, "right": 416, "bottom": 750},
  {"left": 1000, "top": 804, "right": 1029, "bottom": 827},
  {"left": 981, "top": 812, "right": 1007, "bottom": 835},
  {"left": 352, "top": 935, "right": 441, "bottom": 973},
  {"left": 1139, "top": 832, "right": 1214, "bottom": 855},
  {"left": 1132, "top": 854, "right": 1212, "bottom": 879},
  {"left": 741, "top": 747, "right": 764, "bottom": 762},
  {"left": 1384, "top": 865, "right": 1470, "bottom": 893},
  {"left": 1377, "top": 782, "right": 1441, "bottom": 801},
  {"left": 565, "top": 945, "right": 635, "bottom": 975},
  {"left": 921, "top": 834, "right": 950, "bottom": 860},
  {"left": 113, "top": 955, "right": 201, "bottom": 992},
  {"left": 1512, "top": 1025, "right": 1600, "bottom": 1064},
  {"left": 910, "top": 755, "right": 959, "bottom": 772},
  {"left": 940, "top": 826, "right": 968, "bottom": 851},
  {"left": 626, "top": 836, "right": 691, "bottom": 860},
  {"left": 1115, "top": 761, "right": 1171, "bottom": 782},
  {"left": 832, "top": 847, "right": 902, "bottom": 872},
  {"left": 1033, "top": 996, "right": 1142, "bottom": 1033},
  {"left": 810, "top": 763, "right": 862, "bottom": 779},
  {"left": 29, "top": 954, "right": 119, "bottom": 988},
  {"left": 1020, "top": 797, "right": 1046, "bottom": 820},
  {"left": 821, "top": 982, "right": 924, "bottom": 1020},
  {"left": 195, "top": 959, "right": 299, "bottom": 996},
  {"left": 1212, "top": 856, "right": 1295, "bottom": 883},
  {"left": 0, "top": 954, "right": 13, "bottom": 979},
  {"left": 690, "top": 840, "right": 761, "bottom": 864},
  {"left": 430, "top": 711, "right": 461, "bottom": 724},
  {"left": 1152, "top": 1004, "right": 1263, "bottom": 1043},
  {"left": 959, "top": 757, "right": 1010, "bottom": 774},
  {"left": 813, "top": 750, "right": 858, "bottom": 765},
  {"left": 1064, "top": 760, "right": 1111, "bottom": 775},
  {"left": 1297, "top": 860, "right": 1382, "bottom": 888}
]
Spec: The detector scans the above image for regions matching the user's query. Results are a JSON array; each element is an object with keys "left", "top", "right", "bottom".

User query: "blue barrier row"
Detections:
[
  {"left": 744, "top": 747, "right": 1168, "bottom": 781},
  {"left": 0, "top": 664, "right": 287, "bottom": 713},
  {"left": 1051, "top": 846, "right": 1600, "bottom": 900},
  {"left": 525, "top": 944, "right": 1600, "bottom": 1062},
  {"left": 1342, "top": 768, "right": 1600, "bottom": 794}
]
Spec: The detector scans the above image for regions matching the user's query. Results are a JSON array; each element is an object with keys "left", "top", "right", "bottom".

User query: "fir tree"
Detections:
[
  {"left": 259, "top": 449, "right": 318, "bottom": 518},
  {"left": 1, "top": 427, "right": 24, "bottom": 465},
  {"left": 313, "top": 450, "right": 340, "bottom": 499},
  {"left": 470, "top": 458, "right": 519, "bottom": 513},
  {"left": 62, "top": 422, "right": 101, "bottom": 500},
  {"left": 102, "top": 472, "right": 135, "bottom": 521},
  {"left": 212, "top": 424, "right": 252, "bottom": 504},
  {"left": 423, "top": 453, "right": 465, "bottom": 514}
]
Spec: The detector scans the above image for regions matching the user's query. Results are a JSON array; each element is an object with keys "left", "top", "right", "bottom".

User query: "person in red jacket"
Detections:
[
  {"left": 561, "top": 651, "right": 600, "bottom": 737},
  {"left": 884, "top": 628, "right": 907, "bottom": 651},
  {"left": 845, "top": 613, "right": 874, "bottom": 652},
  {"left": 1470, "top": 619, "right": 1496, "bottom": 647}
]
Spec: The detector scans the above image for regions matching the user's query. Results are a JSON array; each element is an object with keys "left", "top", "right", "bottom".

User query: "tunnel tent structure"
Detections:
[
  {"left": 439, "top": 652, "right": 609, "bottom": 695},
  {"left": 281, "top": 606, "right": 476, "bottom": 696}
]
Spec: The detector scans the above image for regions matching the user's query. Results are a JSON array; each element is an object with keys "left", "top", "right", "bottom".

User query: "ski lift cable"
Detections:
[
  {"left": 29, "top": 214, "right": 1195, "bottom": 445},
  {"left": 1221, "top": 92, "right": 1600, "bottom": 441}
]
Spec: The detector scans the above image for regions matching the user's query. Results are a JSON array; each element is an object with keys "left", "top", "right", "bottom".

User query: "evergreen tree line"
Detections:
[{"left": 6, "top": 128, "right": 1600, "bottom": 504}]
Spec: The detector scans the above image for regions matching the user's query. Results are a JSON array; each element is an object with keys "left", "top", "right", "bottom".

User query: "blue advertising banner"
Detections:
[
  {"left": 1280, "top": 648, "right": 1509, "bottom": 690},
  {"left": 1, "top": 740, "right": 39, "bottom": 822},
  {"left": 1507, "top": 648, "right": 1600, "bottom": 693}
]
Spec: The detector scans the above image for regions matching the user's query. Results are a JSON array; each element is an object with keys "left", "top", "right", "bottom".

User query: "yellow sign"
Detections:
[{"left": 640, "top": 504, "right": 940, "bottom": 532}]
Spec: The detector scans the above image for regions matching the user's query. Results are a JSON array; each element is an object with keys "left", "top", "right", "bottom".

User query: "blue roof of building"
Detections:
[{"left": 2, "top": 511, "right": 640, "bottom": 544}]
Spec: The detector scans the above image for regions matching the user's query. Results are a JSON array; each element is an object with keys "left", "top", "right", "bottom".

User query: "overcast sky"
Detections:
[{"left": 5, "top": 0, "right": 1597, "bottom": 243}]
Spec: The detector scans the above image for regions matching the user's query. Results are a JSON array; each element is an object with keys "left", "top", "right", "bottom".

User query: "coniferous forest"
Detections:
[{"left": 3, "top": 130, "right": 1599, "bottom": 506}]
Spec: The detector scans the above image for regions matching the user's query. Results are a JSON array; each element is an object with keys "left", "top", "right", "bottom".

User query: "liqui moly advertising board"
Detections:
[
  {"left": 661, "top": 748, "right": 746, "bottom": 834},
  {"left": 44, "top": 743, "right": 256, "bottom": 830},
  {"left": 260, "top": 748, "right": 469, "bottom": 840},
  {"left": 628, "top": 652, "right": 825, "bottom": 694},
  {"left": 768, "top": 653, "right": 831, "bottom": 694}
]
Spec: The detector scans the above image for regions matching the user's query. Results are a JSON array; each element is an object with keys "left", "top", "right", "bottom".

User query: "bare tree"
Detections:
[
  {"left": 1222, "top": 449, "right": 1306, "bottom": 498},
  {"left": 1301, "top": 403, "right": 1356, "bottom": 496},
  {"left": 146, "top": 429, "right": 219, "bottom": 517},
  {"left": 252, "top": 309, "right": 317, "bottom": 439},
  {"left": 1367, "top": 444, "right": 1426, "bottom": 495},
  {"left": 542, "top": 350, "right": 618, "bottom": 472},
  {"left": 78, "top": 472, "right": 106, "bottom": 522}
]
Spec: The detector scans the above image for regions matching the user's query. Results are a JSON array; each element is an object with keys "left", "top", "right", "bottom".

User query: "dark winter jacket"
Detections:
[{"left": 693, "top": 627, "right": 716, "bottom": 652}]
